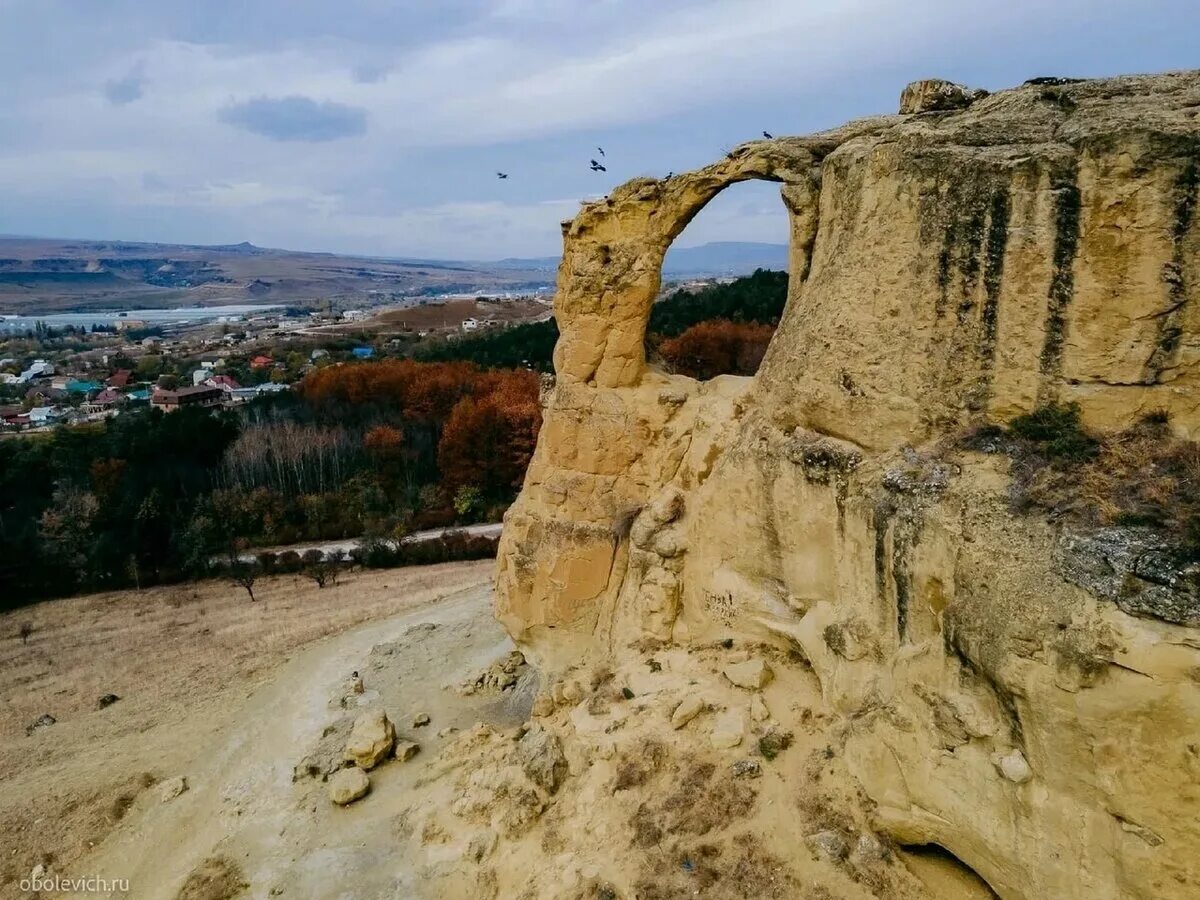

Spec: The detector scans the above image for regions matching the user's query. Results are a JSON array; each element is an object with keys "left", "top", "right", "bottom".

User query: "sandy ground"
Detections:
[
  {"left": 0, "top": 562, "right": 494, "bottom": 898},
  {"left": 2, "top": 563, "right": 997, "bottom": 900}
]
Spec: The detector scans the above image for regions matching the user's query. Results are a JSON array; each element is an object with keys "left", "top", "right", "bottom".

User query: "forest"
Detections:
[
  {"left": 0, "top": 270, "right": 787, "bottom": 607},
  {"left": 416, "top": 268, "right": 788, "bottom": 377}
]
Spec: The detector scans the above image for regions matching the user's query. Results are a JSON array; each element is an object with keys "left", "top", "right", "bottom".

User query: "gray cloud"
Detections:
[
  {"left": 218, "top": 96, "right": 368, "bottom": 142},
  {"left": 351, "top": 63, "right": 390, "bottom": 84},
  {"left": 103, "top": 66, "right": 145, "bottom": 105}
]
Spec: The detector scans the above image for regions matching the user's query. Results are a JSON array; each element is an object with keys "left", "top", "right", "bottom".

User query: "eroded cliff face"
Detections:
[{"left": 496, "top": 72, "right": 1200, "bottom": 899}]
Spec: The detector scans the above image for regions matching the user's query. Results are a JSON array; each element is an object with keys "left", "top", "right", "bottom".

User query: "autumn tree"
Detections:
[
  {"left": 437, "top": 370, "right": 541, "bottom": 501},
  {"left": 657, "top": 319, "right": 775, "bottom": 380}
]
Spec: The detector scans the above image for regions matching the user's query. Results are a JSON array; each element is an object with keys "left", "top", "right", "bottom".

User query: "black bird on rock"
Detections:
[
  {"left": 762, "top": 131, "right": 773, "bottom": 139},
  {"left": 496, "top": 171, "right": 509, "bottom": 179},
  {"left": 590, "top": 159, "right": 607, "bottom": 172}
]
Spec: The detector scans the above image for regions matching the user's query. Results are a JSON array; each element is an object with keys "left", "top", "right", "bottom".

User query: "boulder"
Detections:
[
  {"left": 898, "top": 78, "right": 985, "bottom": 114},
  {"left": 723, "top": 658, "right": 774, "bottom": 690},
  {"left": 97, "top": 693, "right": 121, "bottom": 709},
  {"left": 344, "top": 709, "right": 396, "bottom": 770},
  {"left": 412, "top": 712, "right": 431, "bottom": 728},
  {"left": 328, "top": 767, "right": 370, "bottom": 805},
  {"left": 671, "top": 695, "right": 704, "bottom": 729},
  {"left": 516, "top": 725, "right": 568, "bottom": 794}
]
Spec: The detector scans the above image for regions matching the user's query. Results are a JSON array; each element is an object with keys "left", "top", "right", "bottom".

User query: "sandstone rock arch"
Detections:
[
  {"left": 498, "top": 72, "right": 1200, "bottom": 900},
  {"left": 553, "top": 139, "right": 831, "bottom": 389}
]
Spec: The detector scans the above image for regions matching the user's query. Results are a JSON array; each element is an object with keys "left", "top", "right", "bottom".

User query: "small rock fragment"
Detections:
[
  {"left": 806, "top": 829, "right": 850, "bottom": 861},
  {"left": 412, "top": 712, "right": 431, "bottom": 728},
  {"left": 25, "top": 714, "right": 56, "bottom": 736},
  {"left": 437, "top": 726, "right": 458, "bottom": 738},
  {"left": 97, "top": 693, "right": 121, "bottom": 709},
  {"left": 723, "top": 658, "right": 774, "bottom": 690},
  {"left": 732, "top": 759, "right": 762, "bottom": 778},
  {"left": 852, "top": 833, "right": 888, "bottom": 864},
  {"left": 561, "top": 680, "right": 584, "bottom": 703},
  {"left": 344, "top": 709, "right": 396, "bottom": 770},
  {"left": 328, "top": 767, "right": 370, "bottom": 805},
  {"left": 993, "top": 749, "right": 1032, "bottom": 784},
  {"left": 671, "top": 695, "right": 704, "bottom": 729},
  {"left": 531, "top": 694, "right": 555, "bottom": 717},
  {"left": 159, "top": 775, "right": 188, "bottom": 803},
  {"left": 710, "top": 709, "right": 745, "bottom": 749},
  {"left": 750, "top": 694, "right": 770, "bottom": 723},
  {"left": 394, "top": 740, "right": 420, "bottom": 762},
  {"left": 466, "top": 828, "right": 499, "bottom": 862}
]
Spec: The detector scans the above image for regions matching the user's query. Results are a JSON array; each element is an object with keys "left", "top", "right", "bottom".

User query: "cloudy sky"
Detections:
[{"left": 0, "top": 0, "right": 1196, "bottom": 259}]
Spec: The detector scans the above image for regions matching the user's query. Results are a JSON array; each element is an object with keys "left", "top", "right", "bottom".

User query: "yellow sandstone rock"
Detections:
[{"left": 496, "top": 71, "right": 1200, "bottom": 899}]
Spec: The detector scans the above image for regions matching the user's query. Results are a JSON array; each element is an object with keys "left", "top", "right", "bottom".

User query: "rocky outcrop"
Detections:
[{"left": 497, "top": 72, "right": 1200, "bottom": 899}]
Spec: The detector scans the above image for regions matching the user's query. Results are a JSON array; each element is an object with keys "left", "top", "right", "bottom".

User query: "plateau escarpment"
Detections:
[{"left": 495, "top": 72, "right": 1200, "bottom": 898}]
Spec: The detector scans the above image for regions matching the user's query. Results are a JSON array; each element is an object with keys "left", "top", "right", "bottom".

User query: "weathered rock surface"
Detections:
[
  {"left": 343, "top": 710, "right": 395, "bottom": 770},
  {"left": 496, "top": 71, "right": 1200, "bottom": 899}
]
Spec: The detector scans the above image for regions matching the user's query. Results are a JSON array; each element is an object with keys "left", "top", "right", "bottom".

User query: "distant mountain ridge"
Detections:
[
  {"left": 0, "top": 236, "right": 788, "bottom": 315},
  {"left": 483, "top": 241, "right": 788, "bottom": 276}
]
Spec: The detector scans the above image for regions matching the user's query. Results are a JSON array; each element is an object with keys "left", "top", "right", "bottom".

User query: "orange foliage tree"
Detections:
[
  {"left": 656, "top": 319, "right": 775, "bottom": 380},
  {"left": 437, "top": 369, "right": 541, "bottom": 497}
]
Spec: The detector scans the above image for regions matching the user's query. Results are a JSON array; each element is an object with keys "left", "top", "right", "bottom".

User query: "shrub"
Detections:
[
  {"left": 1007, "top": 402, "right": 1098, "bottom": 463},
  {"left": 997, "top": 410, "right": 1200, "bottom": 559},
  {"left": 276, "top": 550, "right": 302, "bottom": 573}
]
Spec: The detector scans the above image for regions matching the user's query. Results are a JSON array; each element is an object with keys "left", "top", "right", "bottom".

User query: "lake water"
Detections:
[{"left": 0, "top": 304, "right": 283, "bottom": 333}]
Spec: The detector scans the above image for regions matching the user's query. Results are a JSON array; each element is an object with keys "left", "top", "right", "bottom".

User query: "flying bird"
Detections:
[
  {"left": 590, "top": 159, "right": 607, "bottom": 172},
  {"left": 496, "top": 171, "right": 509, "bottom": 179},
  {"left": 597, "top": 146, "right": 605, "bottom": 156},
  {"left": 762, "top": 131, "right": 774, "bottom": 139}
]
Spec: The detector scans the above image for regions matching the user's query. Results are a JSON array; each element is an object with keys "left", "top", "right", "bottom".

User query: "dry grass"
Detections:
[
  {"left": 0, "top": 561, "right": 492, "bottom": 892},
  {"left": 968, "top": 407, "right": 1200, "bottom": 555},
  {"left": 175, "top": 856, "right": 248, "bottom": 900}
]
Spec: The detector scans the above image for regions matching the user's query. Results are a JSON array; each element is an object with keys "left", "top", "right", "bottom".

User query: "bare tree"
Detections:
[
  {"left": 18, "top": 622, "right": 33, "bottom": 645},
  {"left": 230, "top": 559, "right": 258, "bottom": 602},
  {"left": 300, "top": 549, "right": 337, "bottom": 589}
]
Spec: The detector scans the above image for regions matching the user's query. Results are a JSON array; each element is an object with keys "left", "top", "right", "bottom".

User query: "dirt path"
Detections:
[
  {"left": 71, "top": 580, "right": 530, "bottom": 899},
  {"left": 0, "top": 562, "right": 496, "bottom": 899}
]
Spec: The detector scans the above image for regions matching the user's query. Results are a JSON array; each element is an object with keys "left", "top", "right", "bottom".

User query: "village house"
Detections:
[
  {"left": 28, "top": 406, "right": 65, "bottom": 426},
  {"left": 17, "top": 359, "right": 53, "bottom": 383},
  {"left": 205, "top": 374, "right": 240, "bottom": 391},
  {"left": 83, "top": 388, "right": 125, "bottom": 412},
  {"left": 151, "top": 384, "right": 225, "bottom": 412}
]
